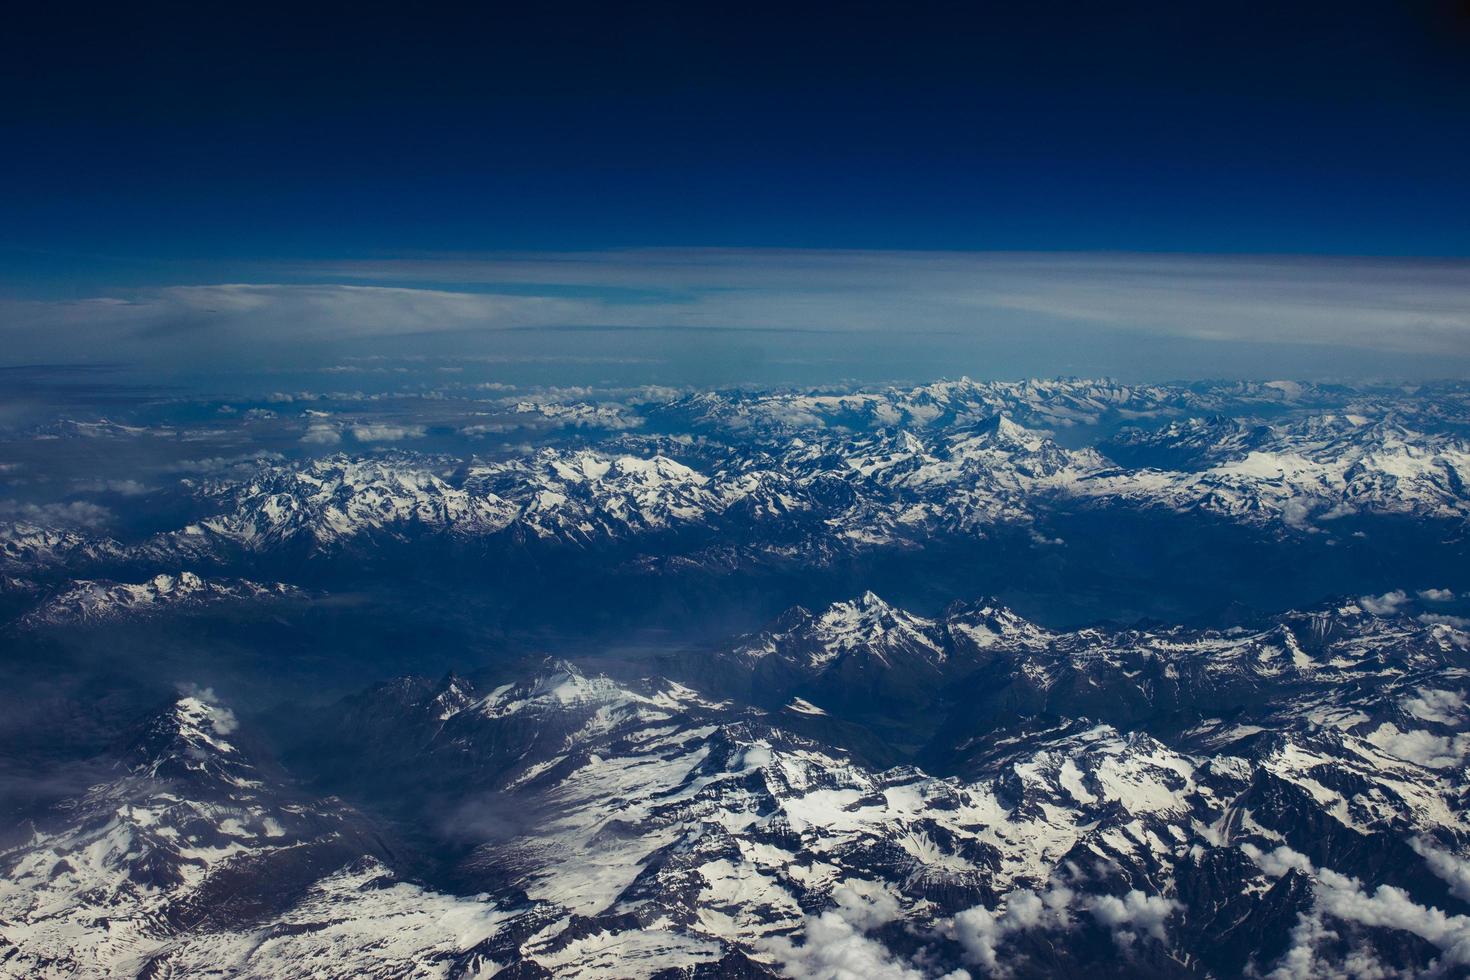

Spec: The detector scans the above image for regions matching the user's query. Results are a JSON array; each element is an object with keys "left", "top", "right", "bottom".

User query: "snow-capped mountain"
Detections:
[
  {"left": 0, "top": 694, "right": 397, "bottom": 977},
  {"left": 7, "top": 382, "right": 1467, "bottom": 594},
  {"left": 1086, "top": 415, "right": 1470, "bottom": 527},
  {"left": 10, "top": 596, "right": 1468, "bottom": 977},
  {"left": 293, "top": 605, "right": 1470, "bottom": 977},
  {"left": 4, "top": 379, "right": 1470, "bottom": 977},
  {"left": 0, "top": 523, "right": 124, "bottom": 572},
  {"left": 466, "top": 451, "right": 722, "bottom": 543},
  {"left": 643, "top": 378, "right": 1338, "bottom": 437},
  {"left": 76, "top": 412, "right": 1470, "bottom": 574},
  {"left": 471, "top": 398, "right": 646, "bottom": 433},
  {"left": 16, "top": 571, "right": 303, "bottom": 628},
  {"left": 176, "top": 454, "right": 520, "bottom": 552}
]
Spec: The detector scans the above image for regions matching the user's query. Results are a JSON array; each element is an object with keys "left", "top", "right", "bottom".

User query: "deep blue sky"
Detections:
[
  {"left": 4, "top": 0, "right": 1470, "bottom": 280},
  {"left": 3, "top": 2, "right": 1470, "bottom": 384}
]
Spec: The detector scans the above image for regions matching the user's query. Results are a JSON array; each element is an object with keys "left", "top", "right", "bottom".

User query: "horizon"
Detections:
[{"left": 4, "top": 2, "right": 1470, "bottom": 385}]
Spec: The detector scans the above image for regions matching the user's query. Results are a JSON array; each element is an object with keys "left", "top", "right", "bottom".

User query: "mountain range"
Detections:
[
  {"left": 5, "top": 589, "right": 1470, "bottom": 977},
  {"left": 3, "top": 379, "right": 1470, "bottom": 977}
]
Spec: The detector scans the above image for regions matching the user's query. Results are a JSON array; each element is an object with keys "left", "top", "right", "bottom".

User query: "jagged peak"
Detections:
[
  {"left": 428, "top": 671, "right": 478, "bottom": 717},
  {"left": 976, "top": 412, "right": 1029, "bottom": 438},
  {"left": 814, "top": 590, "right": 903, "bottom": 629},
  {"left": 124, "top": 691, "right": 258, "bottom": 788},
  {"left": 436, "top": 668, "right": 474, "bottom": 690},
  {"left": 942, "top": 598, "right": 1050, "bottom": 648},
  {"left": 168, "top": 695, "right": 240, "bottom": 742},
  {"left": 474, "top": 657, "right": 638, "bottom": 718},
  {"left": 531, "top": 654, "right": 585, "bottom": 677},
  {"left": 801, "top": 592, "right": 943, "bottom": 666},
  {"left": 769, "top": 604, "right": 815, "bottom": 632},
  {"left": 949, "top": 413, "right": 1050, "bottom": 451},
  {"left": 893, "top": 430, "right": 927, "bottom": 453}
]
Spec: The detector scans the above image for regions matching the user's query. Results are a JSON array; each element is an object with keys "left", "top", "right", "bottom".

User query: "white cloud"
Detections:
[
  {"left": 952, "top": 885, "right": 1075, "bottom": 970},
  {"left": 739, "top": 745, "right": 774, "bottom": 770},
  {"left": 1412, "top": 840, "right": 1470, "bottom": 903},
  {"left": 761, "top": 883, "right": 954, "bottom": 980},
  {"left": 1417, "top": 588, "right": 1455, "bottom": 601},
  {"left": 766, "top": 911, "right": 921, "bottom": 980},
  {"left": 290, "top": 250, "right": 1470, "bottom": 355},
  {"left": 1366, "top": 722, "right": 1470, "bottom": 769},
  {"left": 319, "top": 251, "right": 1470, "bottom": 354},
  {"left": 1402, "top": 689, "right": 1466, "bottom": 725},
  {"left": 71, "top": 478, "right": 151, "bottom": 496},
  {"left": 1264, "top": 912, "right": 1409, "bottom": 980},
  {"left": 174, "top": 682, "right": 239, "bottom": 734},
  {"left": 1312, "top": 868, "right": 1470, "bottom": 968},
  {"left": 1359, "top": 590, "right": 1410, "bottom": 615},
  {"left": 1242, "top": 843, "right": 1314, "bottom": 878},
  {"left": 164, "top": 452, "right": 285, "bottom": 474},
  {"left": 5, "top": 252, "right": 1470, "bottom": 369},
  {"left": 1280, "top": 498, "right": 1317, "bottom": 530},
  {"left": 1419, "top": 613, "right": 1470, "bottom": 630},
  {"left": 1249, "top": 845, "right": 1470, "bottom": 976},
  {"left": 350, "top": 423, "right": 427, "bottom": 442},
  {"left": 953, "top": 884, "right": 1178, "bottom": 967},
  {"left": 300, "top": 423, "right": 342, "bottom": 445},
  {"left": 1087, "top": 890, "right": 1178, "bottom": 946}
]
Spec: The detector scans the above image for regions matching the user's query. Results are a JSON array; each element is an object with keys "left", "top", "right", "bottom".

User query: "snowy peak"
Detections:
[
  {"left": 651, "top": 377, "right": 1236, "bottom": 436},
  {"left": 0, "top": 693, "right": 392, "bottom": 979},
  {"left": 1087, "top": 411, "right": 1470, "bottom": 528},
  {"left": 967, "top": 412, "right": 1041, "bottom": 447},
  {"left": 17, "top": 384, "right": 1464, "bottom": 578},
  {"left": 944, "top": 598, "right": 1053, "bottom": 651},
  {"left": 970, "top": 721, "right": 1202, "bottom": 820},
  {"left": 309, "top": 619, "right": 1470, "bottom": 978},
  {"left": 736, "top": 593, "right": 1046, "bottom": 678},
  {"left": 427, "top": 670, "right": 477, "bottom": 719},
  {"left": 9, "top": 591, "right": 1470, "bottom": 978},
  {"left": 807, "top": 591, "right": 943, "bottom": 665},
  {"left": 0, "top": 522, "right": 123, "bottom": 571},
  {"left": 721, "top": 592, "right": 949, "bottom": 678},
  {"left": 539, "top": 449, "right": 703, "bottom": 487},
  {"left": 125, "top": 693, "right": 257, "bottom": 789},
  {"left": 463, "top": 447, "right": 721, "bottom": 542},
  {"left": 19, "top": 572, "right": 303, "bottom": 627},
  {"left": 188, "top": 452, "right": 519, "bottom": 550},
  {"left": 475, "top": 659, "right": 633, "bottom": 718}
]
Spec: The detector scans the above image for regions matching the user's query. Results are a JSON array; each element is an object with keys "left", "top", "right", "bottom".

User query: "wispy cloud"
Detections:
[
  {"left": 4, "top": 251, "right": 1470, "bottom": 373},
  {"left": 298, "top": 250, "right": 1470, "bottom": 354},
  {"left": 0, "top": 500, "right": 114, "bottom": 528}
]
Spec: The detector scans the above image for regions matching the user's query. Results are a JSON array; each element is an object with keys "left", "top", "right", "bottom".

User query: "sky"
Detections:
[{"left": 2, "top": 1, "right": 1470, "bottom": 384}]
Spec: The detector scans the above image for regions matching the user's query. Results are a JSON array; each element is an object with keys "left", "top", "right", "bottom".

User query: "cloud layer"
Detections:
[{"left": 5, "top": 251, "right": 1470, "bottom": 377}]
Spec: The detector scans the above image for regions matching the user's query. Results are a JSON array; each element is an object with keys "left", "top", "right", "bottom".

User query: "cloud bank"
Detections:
[{"left": 4, "top": 251, "right": 1470, "bottom": 377}]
